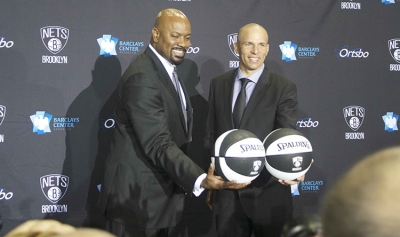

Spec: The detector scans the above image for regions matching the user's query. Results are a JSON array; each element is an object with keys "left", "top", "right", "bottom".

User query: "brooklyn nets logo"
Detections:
[
  {"left": 0, "top": 105, "right": 5, "bottom": 125},
  {"left": 343, "top": 106, "right": 365, "bottom": 131},
  {"left": 40, "top": 174, "right": 69, "bottom": 203},
  {"left": 388, "top": 38, "right": 400, "bottom": 63},
  {"left": 227, "top": 33, "right": 239, "bottom": 58},
  {"left": 40, "top": 26, "right": 69, "bottom": 54}
]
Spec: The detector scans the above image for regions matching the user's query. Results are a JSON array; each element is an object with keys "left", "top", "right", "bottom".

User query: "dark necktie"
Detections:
[
  {"left": 233, "top": 78, "right": 250, "bottom": 128},
  {"left": 172, "top": 66, "right": 187, "bottom": 131}
]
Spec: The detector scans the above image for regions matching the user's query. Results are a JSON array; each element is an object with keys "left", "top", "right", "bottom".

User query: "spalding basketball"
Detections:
[
  {"left": 263, "top": 128, "right": 313, "bottom": 181},
  {"left": 212, "top": 129, "right": 265, "bottom": 183}
]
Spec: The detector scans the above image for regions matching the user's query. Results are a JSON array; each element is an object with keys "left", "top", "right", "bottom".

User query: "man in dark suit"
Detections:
[
  {"left": 205, "top": 23, "right": 304, "bottom": 237},
  {"left": 98, "top": 8, "right": 248, "bottom": 237}
]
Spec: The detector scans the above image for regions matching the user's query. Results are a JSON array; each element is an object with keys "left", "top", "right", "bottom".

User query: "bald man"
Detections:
[
  {"left": 205, "top": 23, "right": 301, "bottom": 237},
  {"left": 322, "top": 146, "right": 400, "bottom": 237},
  {"left": 98, "top": 8, "right": 247, "bottom": 237}
]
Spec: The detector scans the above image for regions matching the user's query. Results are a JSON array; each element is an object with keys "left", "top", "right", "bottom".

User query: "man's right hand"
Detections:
[{"left": 200, "top": 163, "right": 250, "bottom": 190}]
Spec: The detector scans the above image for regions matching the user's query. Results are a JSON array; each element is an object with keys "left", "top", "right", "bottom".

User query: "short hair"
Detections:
[{"left": 321, "top": 146, "right": 400, "bottom": 237}]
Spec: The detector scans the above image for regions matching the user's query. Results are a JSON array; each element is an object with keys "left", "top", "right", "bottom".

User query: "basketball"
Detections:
[
  {"left": 212, "top": 129, "right": 265, "bottom": 183},
  {"left": 263, "top": 128, "right": 313, "bottom": 180}
]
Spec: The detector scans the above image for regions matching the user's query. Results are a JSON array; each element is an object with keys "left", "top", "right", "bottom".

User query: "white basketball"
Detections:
[
  {"left": 212, "top": 129, "right": 265, "bottom": 183},
  {"left": 263, "top": 128, "right": 313, "bottom": 180}
]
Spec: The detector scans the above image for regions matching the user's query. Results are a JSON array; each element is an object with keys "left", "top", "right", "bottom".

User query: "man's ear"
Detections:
[
  {"left": 233, "top": 42, "right": 238, "bottom": 55},
  {"left": 152, "top": 28, "right": 159, "bottom": 42}
]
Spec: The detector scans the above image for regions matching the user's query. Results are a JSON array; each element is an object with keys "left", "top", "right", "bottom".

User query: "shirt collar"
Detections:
[
  {"left": 236, "top": 64, "right": 265, "bottom": 83},
  {"left": 149, "top": 44, "right": 175, "bottom": 76}
]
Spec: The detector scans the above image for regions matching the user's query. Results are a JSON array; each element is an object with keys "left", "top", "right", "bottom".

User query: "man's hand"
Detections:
[
  {"left": 200, "top": 163, "right": 250, "bottom": 190},
  {"left": 277, "top": 174, "right": 305, "bottom": 186},
  {"left": 277, "top": 159, "right": 314, "bottom": 186}
]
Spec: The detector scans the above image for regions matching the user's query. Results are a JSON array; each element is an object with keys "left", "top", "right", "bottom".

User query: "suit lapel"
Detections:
[
  {"left": 240, "top": 67, "right": 271, "bottom": 128},
  {"left": 224, "top": 70, "right": 237, "bottom": 129},
  {"left": 144, "top": 48, "right": 189, "bottom": 136}
]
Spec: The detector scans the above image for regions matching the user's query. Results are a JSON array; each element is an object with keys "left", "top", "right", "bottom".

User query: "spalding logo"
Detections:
[
  {"left": 276, "top": 141, "right": 311, "bottom": 152},
  {"left": 240, "top": 144, "right": 265, "bottom": 153}
]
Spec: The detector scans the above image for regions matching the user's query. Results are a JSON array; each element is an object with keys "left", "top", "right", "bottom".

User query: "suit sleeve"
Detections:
[
  {"left": 274, "top": 81, "right": 298, "bottom": 129},
  {"left": 122, "top": 72, "right": 203, "bottom": 192}
]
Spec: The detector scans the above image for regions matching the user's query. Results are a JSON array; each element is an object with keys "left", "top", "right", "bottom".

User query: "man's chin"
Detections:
[{"left": 171, "top": 56, "right": 185, "bottom": 65}]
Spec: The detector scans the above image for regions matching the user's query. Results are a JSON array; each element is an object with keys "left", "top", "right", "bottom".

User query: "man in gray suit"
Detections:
[
  {"left": 205, "top": 23, "right": 304, "bottom": 237},
  {"left": 98, "top": 8, "right": 248, "bottom": 237}
]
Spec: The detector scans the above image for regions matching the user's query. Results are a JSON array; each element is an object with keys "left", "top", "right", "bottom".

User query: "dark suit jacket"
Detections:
[
  {"left": 98, "top": 47, "right": 204, "bottom": 229},
  {"left": 205, "top": 67, "right": 298, "bottom": 220}
]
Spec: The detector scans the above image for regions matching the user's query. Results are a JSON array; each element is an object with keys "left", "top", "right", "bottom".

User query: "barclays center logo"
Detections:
[
  {"left": 97, "top": 34, "right": 118, "bottom": 57},
  {"left": 280, "top": 41, "right": 319, "bottom": 62},
  {"left": 382, "top": 112, "right": 399, "bottom": 132},
  {"left": 30, "top": 111, "right": 52, "bottom": 134},
  {"left": 382, "top": 0, "right": 395, "bottom": 4},
  {"left": 280, "top": 41, "right": 297, "bottom": 62},
  {"left": 30, "top": 111, "right": 80, "bottom": 134}
]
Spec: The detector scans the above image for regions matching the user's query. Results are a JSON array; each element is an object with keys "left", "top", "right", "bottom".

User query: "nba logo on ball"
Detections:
[
  {"left": 212, "top": 129, "right": 265, "bottom": 183},
  {"left": 263, "top": 128, "right": 313, "bottom": 180}
]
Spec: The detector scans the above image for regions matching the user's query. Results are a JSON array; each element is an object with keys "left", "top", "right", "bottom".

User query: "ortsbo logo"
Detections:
[
  {"left": 40, "top": 174, "right": 69, "bottom": 203},
  {"left": 40, "top": 26, "right": 69, "bottom": 54}
]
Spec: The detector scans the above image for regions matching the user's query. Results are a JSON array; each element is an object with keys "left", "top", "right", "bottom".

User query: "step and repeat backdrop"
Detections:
[{"left": 1, "top": 0, "right": 400, "bottom": 236}]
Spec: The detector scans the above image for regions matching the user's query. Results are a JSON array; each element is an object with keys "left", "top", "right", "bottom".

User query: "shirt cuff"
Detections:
[{"left": 193, "top": 173, "right": 207, "bottom": 197}]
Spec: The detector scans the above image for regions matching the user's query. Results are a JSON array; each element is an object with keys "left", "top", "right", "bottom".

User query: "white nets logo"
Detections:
[
  {"left": 40, "top": 26, "right": 69, "bottom": 54},
  {"left": 280, "top": 41, "right": 297, "bottom": 62},
  {"left": 343, "top": 106, "right": 365, "bottom": 139},
  {"left": 382, "top": 112, "right": 399, "bottom": 132},
  {"left": 227, "top": 33, "right": 239, "bottom": 58},
  {"left": 30, "top": 111, "right": 52, "bottom": 134},
  {"left": 97, "top": 35, "right": 118, "bottom": 57},
  {"left": 40, "top": 174, "right": 69, "bottom": 203},
  {"left": 0, "top": 105, "right": 5, "bottom": 125}
]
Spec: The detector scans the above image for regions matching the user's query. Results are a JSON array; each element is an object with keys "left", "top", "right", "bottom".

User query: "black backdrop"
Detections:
[{"left": 1, "top": 0, "right": 400, "bottom": 236}]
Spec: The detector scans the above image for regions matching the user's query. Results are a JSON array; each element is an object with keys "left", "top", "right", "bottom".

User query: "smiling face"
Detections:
[
  {"left": 234, "top": 24, "right": 269, "bottom": 77},
  {"left": 151, "top": 10, "right": 191, "bottom": 65}
]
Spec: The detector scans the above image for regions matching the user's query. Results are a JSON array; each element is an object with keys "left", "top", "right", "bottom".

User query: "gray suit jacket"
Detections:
[{"left": 98, "top": 47, "right": 204, "bottom": 228}]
